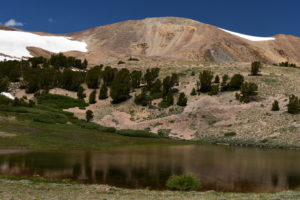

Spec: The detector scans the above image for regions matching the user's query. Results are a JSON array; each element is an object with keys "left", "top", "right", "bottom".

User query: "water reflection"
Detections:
[{"left": 0, "top": 145, "right": 300, "bottom": 192}]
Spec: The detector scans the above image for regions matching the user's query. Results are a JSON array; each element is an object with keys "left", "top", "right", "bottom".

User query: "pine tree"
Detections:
[
  {"left": 199, "top": 70, "right": 214, "bottom": 93},
  {"left": 271, "top": 100, "right": 280, "bottom": 111},
  {"left": 83, "top": 59, "right": 88, "bottom": 69},
  {"left": 208, "top": 84, "right": 219, "bottom": 96},
  {"left": 144, "top": 68, "right": 160, "bottom": 90},
  {"left": 177, "top": 92, "right": 187, "bottom": 106},
  {"left": 99, "top": 84, "right": 108, "bottom": 100},
  {"left": 134, "top": 88, "right": 149, "bottom": 106},
  {"left": 86, "top": 110, "right": 94, "bottom": 122},
  {"left": 86, "top": 66, "right": 101, "bottom": 89},
  {"left": 190, "top": 88, "right": 196, "bottom": 96},
  {"left": 166, "top": 91, "right": 174, "bottom": 106},
  {"left": 77, "top": 86, "right": 86, "bottom": 99},
  {"left": 229, "top": 74, "right": 244, "bottom": 90},
  {"left": 130, "top": 70, "right": 142, "bottom": 89},
  {"left": 287, "top": 95, "right": 300, "bottom": 114},
  {"left": 150, "top": 79, "right": 162, "bottom": 99},
  {"left": 221, "top": 74, "right": 230, "bottom": 91},
  {"left": 89, "top": 90, "right": 96, "bottom": 104},
  {"left": 214, "top": 75, "right": 220, "bottom": 83},
  {"left": 237, "top": 82, "right": 258, "bottom": 103},
  {"left": 251, "top": 61, "right": 262, "bottom": 76},
  {"left": 110, "top": 69, "right": 131, "bottom": 104}
]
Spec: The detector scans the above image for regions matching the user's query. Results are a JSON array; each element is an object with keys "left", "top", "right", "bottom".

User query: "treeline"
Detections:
[
  {"left": 273, "top": 61, "right": 297, "bottom": 68},
  {"left": 29, "top": 53, "right": 88, "bottom": 69},
  {"left": 134, "top": 69, "right": 187, "bottom": 108},
  {"left": 190, "top": 70, "right": 258, "bottom": 103},
  {"left": 0, "top": 54, "right": 188, "bottom": 107},
  {"left": 0, "top": 53, "right": 88, "bottom": 92}
]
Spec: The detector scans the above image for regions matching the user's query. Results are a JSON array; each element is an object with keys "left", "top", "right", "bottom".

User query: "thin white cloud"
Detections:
[
  {"left": 48, "top": 18, "right": 54, "bottom": 23},
  {"left": 4, "top": 19, "right": 23, "bottom": 27}
]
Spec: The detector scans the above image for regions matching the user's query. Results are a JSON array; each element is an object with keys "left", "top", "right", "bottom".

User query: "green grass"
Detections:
[
  {"left": 0, "top": 94, "right": 188, "bottom": 151},
  {"left": 1, "top": 178, "right": 299, "bottom": 200},
  {"left": 0, "top": 118, "right": 188, "bottom": 150}
]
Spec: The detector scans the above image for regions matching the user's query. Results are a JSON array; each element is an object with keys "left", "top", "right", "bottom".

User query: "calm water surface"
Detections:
[{"left": 1, "top": 145, "right": 300, "bottom": 192}]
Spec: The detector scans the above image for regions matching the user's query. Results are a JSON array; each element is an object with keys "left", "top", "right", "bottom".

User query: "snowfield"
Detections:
[
  {"left": 0, "top": 30, "right": 87, "bottom": 61},
  {"left": 0, "top": 92, "right": 14, "bottom": 100},
  {"left": 220, "top": 28, "right": 275, "bottom": 42}
]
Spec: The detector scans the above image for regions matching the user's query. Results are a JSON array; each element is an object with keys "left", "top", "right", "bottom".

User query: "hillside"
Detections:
[
  {"left": 0, "top": 17, "right": 299, "bottom": 65},
  {"left": 1, "top": 17, "right": 300, "bottom": 147},
  {"left": 69, "top": 17, "right": 300, "bottom": 65}
]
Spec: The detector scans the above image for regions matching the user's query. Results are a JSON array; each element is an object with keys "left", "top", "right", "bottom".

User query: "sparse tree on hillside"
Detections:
[
  {"left": 86, "top": 110, "right": 94, "bottom": 122},
  {"left": 229, "top": 74, "right": 244, "bottom": 90},
  {"left": 110, "top": 68, "right": 131, "bottom": 104},
  {"left": 86, "top": 66, "right": 101, "bottom": 89},
  {"left": 214, "top": 75, "right": 220, "bottom": 83},
  {"left": 271, "top": 100, "right": 280, "bottom": 111},
  {"left": 77, "top": 86, "right": 86, "bottom": 99},
  {"left": 102, "top": 66, "right": 117, "bottom": 86},
  {"left": 199, "top": 70, "right": 214, "bottom": 93},
  {"left": 99, "top": 84, "right": 108, "bottom": 100},
  {"left": 251, "top": 61, "right": 262, "bottom": 76},
  {"left": 208, "top": 84, "right": 219, "bottom": 96},
  {"left": 166, "top": 91, "right": 174, "bottom": 106},
  {"left": 287, "top": 95, "right": 300, "bottom": 114},
  {"left": 236, "top": 82, "right": 258, "bottom": 103},
  {"left": 162, "top": 74, "right": 178, "bottom": 97},
  {"left": 130, "top": 70, "right": 142, "bottom": 89},
  {"left": 177, "top": 92, "right": 187, "bottom": 107},
  {"left": 150, "top": 79, "right": 162, "bottom": 99},
  {"left": 134, "top": 88, "right": 150, "bottom": 106},
  {"left": 89, "top": 90, "right": 96, "bottom": 104},
  {"left": 144, "top": 68, "right": 160, "bottom": 90},
  {"left": 221, "top": 74, "right": 230, "bottom": 91},
  {"left": 190, "top": 88, "right": 197, "bottom": 96}
]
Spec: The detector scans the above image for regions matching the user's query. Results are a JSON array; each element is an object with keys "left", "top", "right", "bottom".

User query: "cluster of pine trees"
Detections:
[
  {"left": 134, "top": 68, "right": 187, "bottom": 108},
  {"left": 0, "top": 54, "right": 88, "bottom": 93},
  {"left": 0, "top": 54, "right": 188, "bottom": 107}
]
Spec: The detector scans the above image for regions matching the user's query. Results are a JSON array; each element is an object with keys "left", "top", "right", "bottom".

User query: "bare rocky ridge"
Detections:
[
  {"left": 1, "top": 17, "right": 299, "bottom": 65},
  {"left": 66, "top": 17, "right": 300, "bottom": 65}
]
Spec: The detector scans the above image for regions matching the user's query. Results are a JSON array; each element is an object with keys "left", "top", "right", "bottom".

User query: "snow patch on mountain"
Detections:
[
  {"left": 0, "top": 30, "right": 87, "bottom": 60},
  {"left": 220, "top": 28, "right": 275, "bottom": 42},
  {"left": 0, "top": 92, "right": 14, "bottom": 100}
]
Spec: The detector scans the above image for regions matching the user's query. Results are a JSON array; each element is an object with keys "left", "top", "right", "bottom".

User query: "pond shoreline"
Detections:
[{"left": 0, "top": 178, "right": 299, "bottom": 200}]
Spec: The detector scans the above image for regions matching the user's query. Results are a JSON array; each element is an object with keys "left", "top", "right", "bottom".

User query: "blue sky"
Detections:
[{"left": 0, "top": 0, "right": 299, "bottom": 36}]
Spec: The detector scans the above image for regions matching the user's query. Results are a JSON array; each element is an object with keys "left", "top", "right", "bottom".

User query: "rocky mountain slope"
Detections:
[
  {"left": 69, "top": 17, "right": 300, "bottom": 65},
  {"left": 0, "top": 17, "right": 300, "bottom": 65}
]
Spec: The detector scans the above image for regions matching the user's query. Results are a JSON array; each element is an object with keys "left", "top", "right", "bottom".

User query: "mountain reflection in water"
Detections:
[{"left": 0, "top": 145, "right": 300, "bottom": 192}]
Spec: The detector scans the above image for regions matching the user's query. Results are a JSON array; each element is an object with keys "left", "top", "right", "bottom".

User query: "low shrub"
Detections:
[
  {"left": 271, "top": 100, "right": 280, "bottom": 111},
  {"left": 37, "top": 94, "right": 88, "bottom": 109},
  {"left": 116, "top": 129, "right": 161, "bottom": 138},
  {"left": 117, "top": 60, "right": 125, "bottom": 65},
  {"left": 128, "top": 57, "right": 139, "bottom": 61},
  {"left": 224, "top": 132, "right": 237, "bottom": 137},
  {"left": 166, "top": 174, "right": 201, "bottom": 191}
]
